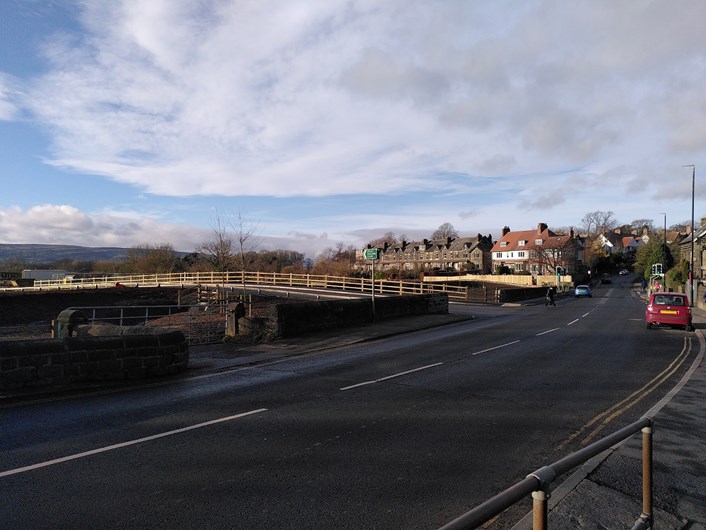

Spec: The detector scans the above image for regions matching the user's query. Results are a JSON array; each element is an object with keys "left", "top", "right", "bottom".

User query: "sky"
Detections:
[{"left": 1, "top": 0, "right": 705, "bottom": 259}]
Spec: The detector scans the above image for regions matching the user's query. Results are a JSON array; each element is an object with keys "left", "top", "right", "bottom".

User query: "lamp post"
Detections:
[
  {"left": 683, "top": 164, "right": 696, "bottom": 306},
  {"left": 659, "top": 213, "right": 666, "bottom": 290}
]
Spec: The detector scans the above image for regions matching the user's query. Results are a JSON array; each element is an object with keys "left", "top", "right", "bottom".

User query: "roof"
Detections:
[{"left": 491, "top": 227, "right": 573, "bottom": 253}]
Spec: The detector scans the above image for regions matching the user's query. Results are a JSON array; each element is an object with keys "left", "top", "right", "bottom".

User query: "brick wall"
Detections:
[{"left": 0, "top": 330, "right": 188, "bottom": 391}]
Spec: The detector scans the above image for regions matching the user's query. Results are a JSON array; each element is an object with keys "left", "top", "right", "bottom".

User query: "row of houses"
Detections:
[
  {"left": 356, "top": 223, "right": 586, "bottom": 276},
  {"left": 356, "top": 222, "right": 700, "bottom": 278}
]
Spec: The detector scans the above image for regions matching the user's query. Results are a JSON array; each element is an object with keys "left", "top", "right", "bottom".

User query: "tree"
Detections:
[
  {"left": 232, "top": 211, "right": 261, "bottom": 272},
  {"left": 125, "top": 243, "right": 179, "bottom": 274},
  {"left": 431, "top": 222, "right": 458, "bottom": 240},
  {"left": 195, "top": 216, "right": 235, "bottom": 272},
  {"left": 581, "top": 211, "right": 617, "bottom": 236},
  {"left": 629, "top": 219, "right": 655, "bottom": 234},
  {"left": 311, "top": 242, "right": 357, "bottom": 276},
  {"left": 368, "top": 231, "right": 398, "bottom": 247}
]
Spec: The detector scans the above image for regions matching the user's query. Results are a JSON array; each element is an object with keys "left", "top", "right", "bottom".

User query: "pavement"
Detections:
[{"left": 3, "top": 295, "right": 704, "bottom": 528}]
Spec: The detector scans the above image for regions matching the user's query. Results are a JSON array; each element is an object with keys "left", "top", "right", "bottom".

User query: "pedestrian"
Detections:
[
  {"left": 641, "top": 278, "right": 647, "bottom": 292},
  {"left": 545, "top": 286, "right": 556, "bottom": 306}
]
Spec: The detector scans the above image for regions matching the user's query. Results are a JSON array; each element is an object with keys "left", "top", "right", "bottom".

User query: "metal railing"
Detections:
[
  {"left": 65, "top": 304, "right": 227, "bottom": 345},
  {"left": 7, "top": 271, "right": 472, "bottom": 302},
  {"left": 439, "top": 417, "right": 654, "bottom": 530}
]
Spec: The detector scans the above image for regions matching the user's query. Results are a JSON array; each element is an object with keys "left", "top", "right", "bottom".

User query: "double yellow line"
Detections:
[{"left": 561, "top": 337, "right": 692, "bottom": 448}]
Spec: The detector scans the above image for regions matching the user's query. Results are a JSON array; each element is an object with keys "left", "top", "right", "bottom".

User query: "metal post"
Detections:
[
  {"left": 684, "top": 165, "right": 696, "bottom": 305},
  {"left": 532, "top": 490, "right": 548, "bottom": 530},
  {"left": 642, "top": 425, "right": 653, "bottom": 526},
  {"left": 371, "top": 259, "right": 376, "bottom": 318}
]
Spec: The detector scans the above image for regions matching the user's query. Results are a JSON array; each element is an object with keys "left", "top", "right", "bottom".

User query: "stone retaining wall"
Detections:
[
  {"left": 271, "top": 293, "right": 448, "bottom": 338},
  {"left": 0, "top": 330, "right": 188, "bottom": 391}
]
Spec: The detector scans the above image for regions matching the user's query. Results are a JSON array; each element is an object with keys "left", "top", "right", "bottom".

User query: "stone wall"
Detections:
[
  {"left": 0, "top": 330, "right": 188, "bottom": 391},
  {"left": 270, "top": 293, "right": 448, "bottom": 338}
]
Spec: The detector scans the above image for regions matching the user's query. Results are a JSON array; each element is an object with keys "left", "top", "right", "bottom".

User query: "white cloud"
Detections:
[
  {"left": 0, "top": 74, "right": 21, "bottom": 120},
  {"left": 10, "top": 0, "right": 700, "bottom": 205}
]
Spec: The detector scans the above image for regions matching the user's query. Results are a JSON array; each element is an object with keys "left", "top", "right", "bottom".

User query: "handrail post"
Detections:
[
  {"left": 642, "top": 424, "right": 653, "bottom": 527},
  {"left": 532, "top": 490, "right": 548, "bottom": 530}
]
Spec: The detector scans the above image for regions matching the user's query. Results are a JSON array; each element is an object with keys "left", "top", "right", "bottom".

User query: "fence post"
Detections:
[
  {"left": 641, "top": 424, "right": 654, "bottom": 527},
  {"left": 531, "top": 490, "right": 548, "bottom": 530}
]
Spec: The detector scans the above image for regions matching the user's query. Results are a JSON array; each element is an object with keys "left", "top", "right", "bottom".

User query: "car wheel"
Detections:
[
  {"left": 685, "top": 324, "right": 694, "bottom": 332},
  {"left": 646, "top": 322, "right": 652, "bottom": 329}
]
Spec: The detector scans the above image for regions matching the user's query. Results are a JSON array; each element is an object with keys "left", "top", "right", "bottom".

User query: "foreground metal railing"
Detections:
[{"left": 439, "top": 417, "right": 654, "bottom": 530}]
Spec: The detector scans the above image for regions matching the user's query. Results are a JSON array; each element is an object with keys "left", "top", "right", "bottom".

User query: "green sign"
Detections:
[{"left": 364, "top": 248, "right": 379, "bottom": 260}]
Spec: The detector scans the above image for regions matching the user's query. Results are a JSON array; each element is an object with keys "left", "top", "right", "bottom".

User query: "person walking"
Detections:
[{"left": 545, "top": 286, "right": 556, "bottom": 306}]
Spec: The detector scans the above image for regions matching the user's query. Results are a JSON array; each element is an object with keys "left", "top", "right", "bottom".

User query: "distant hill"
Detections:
[{"left": 0, "top": 244, "right": 132, "bottom": 263}]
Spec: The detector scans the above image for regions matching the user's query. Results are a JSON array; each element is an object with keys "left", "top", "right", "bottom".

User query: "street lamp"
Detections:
[
  {"left": 660, "top": 212, "right": 667, "bottom": 263},
  {"left": 683, "top": 164, "right": 696, "bottom": 306}
]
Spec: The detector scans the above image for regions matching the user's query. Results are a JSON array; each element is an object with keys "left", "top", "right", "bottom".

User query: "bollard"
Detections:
[{"left": 532, "top": 490, "right": 548, "bottom": 530}]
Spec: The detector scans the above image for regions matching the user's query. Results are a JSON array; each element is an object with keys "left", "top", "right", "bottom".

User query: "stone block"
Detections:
[{"left": 38, "top": 365, "right": 64, "bottom": 380}]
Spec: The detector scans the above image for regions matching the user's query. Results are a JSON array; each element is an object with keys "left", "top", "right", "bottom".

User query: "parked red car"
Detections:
[{"left": 645, "top": 293, "right": 692, "bottom": 331}]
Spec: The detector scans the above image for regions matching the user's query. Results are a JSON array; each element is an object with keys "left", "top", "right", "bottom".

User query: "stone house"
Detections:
[{"left": 357, "top": 234, "right": 494, "bottom": 274}]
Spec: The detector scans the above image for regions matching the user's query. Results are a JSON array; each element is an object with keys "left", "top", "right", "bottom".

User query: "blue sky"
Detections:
[{"left": 1, "top": 1, "right": 705, "bottom": 258}]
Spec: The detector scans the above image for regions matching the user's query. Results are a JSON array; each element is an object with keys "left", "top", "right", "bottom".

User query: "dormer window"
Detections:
[
  {"left": 518, "top": 240, "right": 526, "bottom": 246},
  {"left": 535, "top": 238, "right": 543, "bottom": 245},
  {"left": 500, "top": 241, "right": 508, "bottom": 247}
]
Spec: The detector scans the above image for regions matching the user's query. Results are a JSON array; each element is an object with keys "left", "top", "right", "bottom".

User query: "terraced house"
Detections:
[
  {"left": 491, "top": 223, "right": 584, "bottom": 276},
  {"left": 358, "top": 234, "right": 494, "bottom": 274}
]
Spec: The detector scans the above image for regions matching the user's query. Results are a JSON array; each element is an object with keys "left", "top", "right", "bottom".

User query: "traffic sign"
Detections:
[{"left": 364, "top": 248, "right": 379, "bottom": 260}]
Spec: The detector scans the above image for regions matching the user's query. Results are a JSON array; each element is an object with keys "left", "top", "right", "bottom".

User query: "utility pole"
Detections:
[{"left": 683, "top": 164, "right": 696, "bottom": 306}]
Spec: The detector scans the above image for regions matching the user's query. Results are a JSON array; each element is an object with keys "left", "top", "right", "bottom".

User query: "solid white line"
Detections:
[
  {"left": 536, "top": 328, "right": 560, "bottom": 336},
  {"left": 340, "top": 362, "right": 443, "bottom": 391},
  {"left": 0, "top": 408, "right": 268, "bottom": 478},
  {"left": 471, "top": 340, "right": 520, "bottom": 356},
  {"left": 567, "top": 319, "right": 579, "bottom": 326},
  {"left": 582, "top": 313, "right": 590, "bottom": 318}
]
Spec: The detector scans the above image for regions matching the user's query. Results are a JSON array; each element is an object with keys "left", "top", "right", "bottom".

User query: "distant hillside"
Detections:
[{"left": 0, "top": 244, "right": 131, "bottom": 263}]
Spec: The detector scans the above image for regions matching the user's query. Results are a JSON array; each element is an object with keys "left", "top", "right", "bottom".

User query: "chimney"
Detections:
[
  {"left": 537, "top": 223, "right": 547, "bottom": 234},
  {"left": 569, "top": 227, "right": 574, "bottom": 239},
  {"left": 502, "top": 226, "right": 510, "bottom": 237},
  {"left": 687, "top": 225, "right": 693, "bottom": 234},
  {"left": 615, "top": 227, "right": 621, "bottom": 234}
]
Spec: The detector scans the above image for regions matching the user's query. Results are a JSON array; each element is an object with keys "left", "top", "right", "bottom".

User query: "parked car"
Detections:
[
  {"left": 574, "top": 285, "right": 592, "bottom": 297},
  {"left": 619, "top": 269, "right": 630, "bottom": 275},
  {"left": 601, "top": 273, "right": 611, "bottom": 284},
  {"left": 645, "top": 293, "right": 692, "bottom": 331}
]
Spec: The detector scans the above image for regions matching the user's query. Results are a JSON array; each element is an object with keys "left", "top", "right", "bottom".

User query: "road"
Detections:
[{"left": 0, "top": 276, "right": 698, "bottom": 529}]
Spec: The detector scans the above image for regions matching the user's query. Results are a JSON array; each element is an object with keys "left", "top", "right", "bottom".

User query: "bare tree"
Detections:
[
  {"left": 580, "top": 211, "right": 617, "bottom": 236},
  {"left": 431, "top": 222, "right": 459, "bottom": 240},
  {"left": 368, "top": 231, "right": 398, "bottom": 247},
  {"left": 195, "top": 216, "right": 235, "bottom": 272},
  {"left": 233, "top": 211, "right": 261, "bottom": 272},
  {"left": 630, "top": 219, "right": 655, "bottom": 234}
]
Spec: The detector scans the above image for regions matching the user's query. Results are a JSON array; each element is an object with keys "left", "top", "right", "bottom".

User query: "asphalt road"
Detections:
[{"left": 0, "top": 276, "right": 697, "bottom": 529}]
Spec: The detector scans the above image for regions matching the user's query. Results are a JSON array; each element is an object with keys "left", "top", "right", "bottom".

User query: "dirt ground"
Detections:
[{"left": 0, "top": 287, "right": 294, "bottom": 342}]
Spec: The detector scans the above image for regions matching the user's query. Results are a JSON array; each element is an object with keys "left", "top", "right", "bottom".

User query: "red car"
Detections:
[{"left": 645, "top": 293, "right": 692, "bottom": 331}]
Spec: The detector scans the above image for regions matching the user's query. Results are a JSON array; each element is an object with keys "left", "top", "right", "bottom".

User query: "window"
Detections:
[
  {"left": 495, "top": 252, "right": 503, "bottom": 259},
  {"left": 518, "top": 240, "right": 526, "bottom": 246},
  {"left": 535, "top": 239, "right": 543, "bottom": 245},
  {"left": 500, "top": 241, "right": 508, "bottom": 247},
  {"left": 518, "top": 251, "right": 525, "bottom": 258}
]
